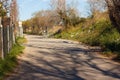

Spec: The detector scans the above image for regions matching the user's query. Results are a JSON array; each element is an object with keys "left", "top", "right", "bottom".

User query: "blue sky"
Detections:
[{"left": 17, "top": 0, "right": 88, "bottom": 21}]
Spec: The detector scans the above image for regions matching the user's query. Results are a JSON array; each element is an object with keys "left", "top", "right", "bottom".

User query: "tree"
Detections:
[
  {"left": 87, "top": 0, "right": 106, "bottom": 16},
  {"left": 10, "top": 0, "right": 18, "bottom": 28},
  {"left": 105, "top": 0, "right": 120, "bottom": 32},
  {"left": 9, "top": 0, "right": 19, "bottom": 42},
  {"left": 23, "top": 10, "right": 57, "bottom": 34},
  {"left": 0, "top": 0, "right": 11, "bottom": 17},
  {"left": 50, "top": 0, "right": 80, "bottom": 27},
  {"left": 50, "top": 0, "right": 66, "bottom": 27}
]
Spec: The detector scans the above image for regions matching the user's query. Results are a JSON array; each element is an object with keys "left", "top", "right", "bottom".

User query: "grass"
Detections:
[
  {"left": 54, "top": 20, "right": 120, "bottom": 60},
  {"left": 16, "top": 37, "right": 27, "bottom": 44},
  {"left": 0, "top": 37, "right": 26, "bottom": 80}
]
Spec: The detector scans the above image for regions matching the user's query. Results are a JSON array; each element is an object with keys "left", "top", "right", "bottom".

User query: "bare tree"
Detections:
[
  {"left": 34, "top": 10, "right": 56, "bottom": 34},
  {"left": 50, "top": 0, "right": 79, "bottom": 27},
  {"left": 50, "top": 0, "right": 66, "bottom": 12},
  {"left": 10, "top": 0, "right": 18, "bottom": 36},
  {"left": 50, "top": 0, "right": 66, "bottom": 27},
  {"left": 105, "top": 0, "right": 120, "bottom": 32},
  {"left": 87, "top": 0, "right": 107, "bottom": 16},
  {"left": 10, "top": 0, "right": 18, "bottom": 24}
]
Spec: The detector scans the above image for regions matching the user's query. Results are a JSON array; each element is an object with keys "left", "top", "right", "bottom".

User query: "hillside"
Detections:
[{"left": 52, "top": 12, "right": 120, "bottom": 60}]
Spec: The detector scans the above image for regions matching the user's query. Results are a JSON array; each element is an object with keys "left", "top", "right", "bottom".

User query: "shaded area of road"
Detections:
[{"left": 7, "top": 35, "right": 120, "bottom": 80}]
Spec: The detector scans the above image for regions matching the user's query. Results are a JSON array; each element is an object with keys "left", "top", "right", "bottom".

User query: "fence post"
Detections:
[
  {"left": 0, "top": 17, "right": 4, "bottom": 59},
  {"left": 12, "top": 24, "right": 15, "bottom": 44},
  {"left": 9, "top": 26, "right": 13, "bottom": 50},
  {"left": 18, "top": 21, "right": 23, "bottom": 37},
  {"left": 2, "top": 17, "right": 10, "bottom": 57},
  {"left": 7, "top": 25, "right": 10, "bottom": 53}
]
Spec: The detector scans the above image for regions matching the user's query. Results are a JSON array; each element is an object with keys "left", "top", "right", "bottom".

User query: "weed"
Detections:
[{"left": 0, "top": 37, "right": 25, "bottom": 79}]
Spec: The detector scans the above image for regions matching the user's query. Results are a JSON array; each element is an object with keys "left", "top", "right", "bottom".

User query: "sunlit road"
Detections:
[{"left": 7, "top": 35, "right": 120, "bottom": 80}]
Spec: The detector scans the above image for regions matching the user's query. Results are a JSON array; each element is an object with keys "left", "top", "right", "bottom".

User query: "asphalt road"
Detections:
[{"left": 6, "top": 35, "right": 120, "bottom": 80}]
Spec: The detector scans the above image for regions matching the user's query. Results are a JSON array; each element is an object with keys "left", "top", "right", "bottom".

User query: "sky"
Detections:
[{"left": 17, "top": 0, "right": 88, "bottom": 21}]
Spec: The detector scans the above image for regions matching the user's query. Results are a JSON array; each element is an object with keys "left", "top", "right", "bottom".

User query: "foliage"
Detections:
[
  {"left": 0, "top": 37, "right": 25, "bottom": 79},
  {"left": 0, "top": 0, "right": 10, "bottom": 17},
  {"left": 54, "top": 13, "right": 120, "bottom": 59},
  {"left": 23, "top": 0, "right": 81, "bottom": 35},
  {"left": 0, "top": 9, "right": 7, "bottom": 17},
  {"left": 23, "top": 10, "right": 56, "bottom": 35}
]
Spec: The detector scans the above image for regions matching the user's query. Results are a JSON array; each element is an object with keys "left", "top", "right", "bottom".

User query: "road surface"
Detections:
[{"left": 7, "top": 35, "right": 120, "bottom": 80}]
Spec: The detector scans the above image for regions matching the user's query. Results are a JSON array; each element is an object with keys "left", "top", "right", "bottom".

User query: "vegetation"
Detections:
[
  {"left": 54, "top": 11, "right": 120, "bottom": 59},
  {"left": 22, "top": 0, "right": 120, "bottom": 60},
  {"left": 22, "top": 0, "right": 80, "bottom": 35},
  {"left": 0, "top": 37, "right": 25, "bottom": 80}
]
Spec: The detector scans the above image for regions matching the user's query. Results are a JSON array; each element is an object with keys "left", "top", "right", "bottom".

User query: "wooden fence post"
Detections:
[
  {"left": 2, "top": 17, "right": 10, "bottom": 57},
  {"left": 12, "top": 24, "right": 15, "bottom": 44},
  {"left": 9, "top": 26, "right": 13, "bottom": 50},
  {"left": 0, "top": 17, "right": 4, "bottom": 59}
]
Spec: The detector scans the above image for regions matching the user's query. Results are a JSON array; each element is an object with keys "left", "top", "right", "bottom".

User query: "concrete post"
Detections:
[{"left": 18, "top": 21, "right": 23, "bottom": 37}]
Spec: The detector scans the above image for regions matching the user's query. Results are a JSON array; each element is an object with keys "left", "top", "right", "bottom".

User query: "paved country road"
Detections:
[{"left": 7, "top": 35, "right": 120, "bottom": 80}]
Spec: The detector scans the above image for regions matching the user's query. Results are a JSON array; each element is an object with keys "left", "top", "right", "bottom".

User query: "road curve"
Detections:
[{"left": 6, "top": 35, "right": 120, "bottom": 80}]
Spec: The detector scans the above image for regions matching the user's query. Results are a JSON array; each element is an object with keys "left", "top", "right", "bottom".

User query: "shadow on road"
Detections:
[{"left": 7, "top": 35, "right": 120, "bottom": 80}]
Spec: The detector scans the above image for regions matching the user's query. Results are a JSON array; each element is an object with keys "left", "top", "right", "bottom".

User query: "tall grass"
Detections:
[{"left": 0, "top": 37, "right": 26, "bottom": 79}]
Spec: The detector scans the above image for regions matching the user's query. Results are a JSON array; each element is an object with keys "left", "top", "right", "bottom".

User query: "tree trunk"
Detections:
[{"left": 105, "top": 0, "right": 120, "bottom": 32}]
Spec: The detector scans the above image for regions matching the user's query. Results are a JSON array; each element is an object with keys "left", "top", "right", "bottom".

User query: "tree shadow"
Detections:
[
  {"left": 7, "top": 59, "right": 85, "bottom": 80},
  {"left": 7, "top": 36, "right": 120, "bottom": 80}
]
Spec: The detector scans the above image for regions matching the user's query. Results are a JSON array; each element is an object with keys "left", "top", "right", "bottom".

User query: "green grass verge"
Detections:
[
  {"left": 0, "top": 37, "right": 26, "bottom": 80},
  {"left": 16, "top": 37, "right": 27, "bottom": 44}
]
